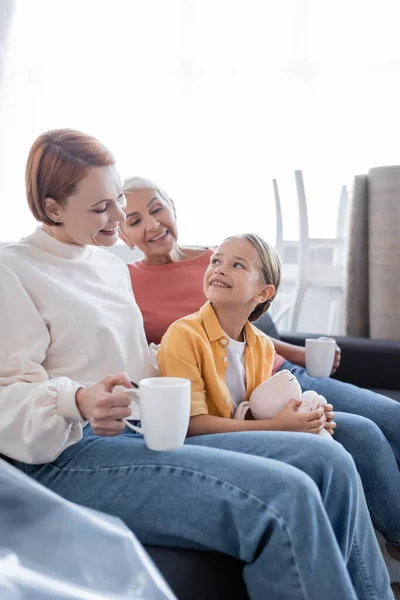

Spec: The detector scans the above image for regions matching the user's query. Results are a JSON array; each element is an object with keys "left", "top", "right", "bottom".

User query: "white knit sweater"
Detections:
[{"left": 0, "top": 228, "right": 153, "bottom": 464}]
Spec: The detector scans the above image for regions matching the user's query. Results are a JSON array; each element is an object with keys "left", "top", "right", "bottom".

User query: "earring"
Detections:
[{"left": 130, "top": 245, "right": 135, "bottom": 250}]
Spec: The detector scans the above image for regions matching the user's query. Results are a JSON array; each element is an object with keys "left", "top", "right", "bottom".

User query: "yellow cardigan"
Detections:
[{"left": 157, "top": 302, "right": 275, "bottom": 418}]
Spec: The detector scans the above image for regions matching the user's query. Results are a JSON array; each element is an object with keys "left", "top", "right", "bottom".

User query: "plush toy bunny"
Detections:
[{"left": 234, "top": 369, "right": 332, "bottom": 439}]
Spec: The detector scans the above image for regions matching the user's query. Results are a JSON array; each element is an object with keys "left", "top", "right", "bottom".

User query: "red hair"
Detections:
[{"left": 26, "top": 129, "right": 115, "bottom": 226}]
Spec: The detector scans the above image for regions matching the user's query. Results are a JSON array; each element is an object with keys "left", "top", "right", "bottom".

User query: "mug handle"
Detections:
[{"left": 123, "top": 389, "right": 144, "bottom": 434}]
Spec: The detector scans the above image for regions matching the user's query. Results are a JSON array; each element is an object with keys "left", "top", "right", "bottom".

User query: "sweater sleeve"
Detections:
[
  {"left": 0, "top": 264, "right": 86, "bottom": 464},
  {"left": 157, "top": 325, "right": 209, "bottom": 417}
]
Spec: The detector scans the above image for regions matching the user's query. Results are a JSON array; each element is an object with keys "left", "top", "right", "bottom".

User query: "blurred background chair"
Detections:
[{"left": 271, "top": 170, "right": 348, "bottom": 334}]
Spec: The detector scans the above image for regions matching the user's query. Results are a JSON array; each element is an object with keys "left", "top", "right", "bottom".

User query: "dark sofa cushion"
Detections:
[
  {"left": 254, "top": 312, "right": 280, "bottom": 339},
  {"left": 146, "top": 547, "right": 248, "bottom": 600}
]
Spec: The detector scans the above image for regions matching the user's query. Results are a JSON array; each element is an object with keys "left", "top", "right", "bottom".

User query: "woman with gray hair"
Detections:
[{"left": 119, "top": 176, "right": 215, "bottom": 344}]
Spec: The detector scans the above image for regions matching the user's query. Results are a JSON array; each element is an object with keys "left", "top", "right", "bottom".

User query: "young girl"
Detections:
[{"left": 158, "top": 233, "right": 331, "bottom": 437}]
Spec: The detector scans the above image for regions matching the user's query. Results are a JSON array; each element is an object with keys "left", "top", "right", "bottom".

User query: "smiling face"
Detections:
[
  {"left": 119, "top": 187, "right": 178, "bottom": 261},
  {"left": 44, "top": 166, "right": 126, "bottom": 247},
  {"left": 204, "top": 237, "right": 275, "bottom": 316}
]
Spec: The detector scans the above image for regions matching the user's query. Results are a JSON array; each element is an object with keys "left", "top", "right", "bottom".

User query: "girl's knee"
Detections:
[
  {"left": 328, "top": 440, "right": 357, "bottom": 471},
  {"left": 310, "top": 435, "right": 357, "bottom": 477},
  {"left": 265, "top": 463, "right": 322, "bottom": 508}
]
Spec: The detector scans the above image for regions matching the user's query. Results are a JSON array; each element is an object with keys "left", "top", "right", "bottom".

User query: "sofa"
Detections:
[{"left": 146, "top": 313, "right": 400, "bottom": 600}]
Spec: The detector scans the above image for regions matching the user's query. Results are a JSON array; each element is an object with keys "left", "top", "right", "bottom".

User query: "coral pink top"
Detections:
[
  {"left": 128, "top": 249, "right": 214, "bottom": 345},
  {"left": 128, "top": 248, "right": 285, "bottom": 374}
]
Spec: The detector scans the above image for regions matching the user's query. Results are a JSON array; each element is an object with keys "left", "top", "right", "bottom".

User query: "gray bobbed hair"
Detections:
[{"left": 123, "top": 176, "right": 172, "bottom": 204}]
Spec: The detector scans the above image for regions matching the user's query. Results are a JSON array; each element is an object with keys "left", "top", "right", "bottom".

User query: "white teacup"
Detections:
[
  {"left": 305, "top": 337, "right": 336, "bottom": 378},
  {"left": 124, "top": 377, "right": 191, "bottom": 451}
]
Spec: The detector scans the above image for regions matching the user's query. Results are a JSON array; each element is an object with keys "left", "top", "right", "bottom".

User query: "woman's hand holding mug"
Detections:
[
  {"left": 75, "top": 372, "right": 134, "bottom": 436},
  {"left": 76, "top": 374, "right": 191, "bottom": 451}
]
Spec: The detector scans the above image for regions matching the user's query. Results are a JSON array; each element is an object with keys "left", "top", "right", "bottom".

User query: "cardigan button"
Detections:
[
  {"left": 224, "top": 356, "right": 228, "bottom": 362},
  {"left": 221, "top": 338, "right": 227, "bottom": 345},
  {"left": 225, "top": 398, "right": 231, "bottom": 404}
]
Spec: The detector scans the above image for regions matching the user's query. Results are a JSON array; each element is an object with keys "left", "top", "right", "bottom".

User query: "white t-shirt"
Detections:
[{"left": 225, "top": 335, "right": 247, "bottom": 415}]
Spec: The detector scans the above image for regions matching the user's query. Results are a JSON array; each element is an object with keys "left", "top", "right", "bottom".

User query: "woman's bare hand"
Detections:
[
  {"left": 76, "top": 373, "right": 134, "bottom": 436},
  {"left": 331, "top": 346, "right": 341, "bottom": 375}
]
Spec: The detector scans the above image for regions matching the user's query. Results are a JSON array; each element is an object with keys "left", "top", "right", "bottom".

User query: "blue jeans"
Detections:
[
  {"left": 15, "top": 426, "right": 392, "bottom": 600},
  {"left": 279, "top": 361, "right": 400, "bottom": 546}
]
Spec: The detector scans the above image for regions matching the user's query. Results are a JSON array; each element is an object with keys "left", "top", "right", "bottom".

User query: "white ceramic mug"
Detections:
[
  {"left": 305, "top": 337, "right": 336, "bottom": 378},
  {"left": 124, "top": 377, "right": 191, "bottom": 451}
]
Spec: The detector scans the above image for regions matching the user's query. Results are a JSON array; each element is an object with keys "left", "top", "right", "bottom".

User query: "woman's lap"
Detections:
[
  {"left": 16, "top": 427, "right": 394, "bottom": 598},
  {"left": 18, "top": 429, "right": 351, "bottom": 515},
  {"left": 18, "top": 429, "right": 327, "bottom": 551}
]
